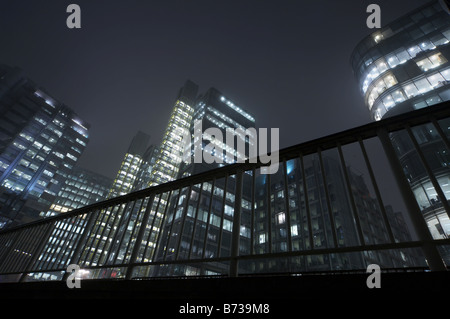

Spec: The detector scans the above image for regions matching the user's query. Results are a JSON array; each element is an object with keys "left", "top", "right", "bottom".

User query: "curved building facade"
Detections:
[
  {"left": 351, "top": 0, "right": 450, "bottom": 246},
  {"left": 351, "top": 0, "right": 450, "bottom": 121}
]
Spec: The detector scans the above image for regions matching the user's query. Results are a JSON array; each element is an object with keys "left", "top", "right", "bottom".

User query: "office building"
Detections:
[
  {"left": 351, "top": 0, "right": 450, "bottom": 120},
  {"left": 351, "top": 0, "right": 450, "bottom": 261},
  {"left": 178, "top": 87, "right": 256, "bottom": 177},
  {"left": 249, "top": 155, "right": 420, "bottom": 274},
  {"left": 5, "top": 91, "right": 450, "bottom": 283},
  {"left": 132, "top": 144, "right": 158, "bottom": 192},
  {"left": 45, "top": 166, "right": 113, "bottom": 216},
  {"left": 142, "top": 87, "right": 257, "bottom": 276},
  {"left": 108, "top": 131, "right": 152, "bottom": 198},
  {"left": 0, "top": 64, "right": 89, "bottom": 229},
  {"left": 149, "top": 80, "right": 199, "bottom": 186},
  {"left": 76, "top": 81, "right": 198, "bottom": 268}
]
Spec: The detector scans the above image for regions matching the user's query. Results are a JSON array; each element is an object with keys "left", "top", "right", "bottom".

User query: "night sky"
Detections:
[{"left": 0, "top": 0, "right": 431, "bottom": 180}]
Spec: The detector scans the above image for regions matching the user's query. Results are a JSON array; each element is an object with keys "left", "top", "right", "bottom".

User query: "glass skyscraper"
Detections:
[
  {"left": 178, "top": 87, "right": 256, "bottom": 177},
  {"left": 149, "top": 80, "right": 199, "bottom": 186},
  {"left": 351, "top": 0, "right": 450, "bottom": 121},
  {"left": 0, "top": 64, "right": 89, "bottom": 229},
  {"left": 4, "top": 71, "right": 447, "bottom": 282},
  {"left": 351, "top": 0, "right": 450, "bottom": 260},
  {"left": 72, "top": 81, "right": 199, "bottom": 271},
  {"left": 108, "top": 131, "right": 152, "bottom": 198},
  {"left": 149, "top": 88, "right": 257, "bottom": 276},
  {"left": 46, "top": 166, "right": 112, "bottom": 216}
]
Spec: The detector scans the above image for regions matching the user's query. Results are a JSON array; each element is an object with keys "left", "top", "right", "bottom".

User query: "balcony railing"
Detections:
[{"left": 1, "top": 101, "right": 450, "bottom": 283}]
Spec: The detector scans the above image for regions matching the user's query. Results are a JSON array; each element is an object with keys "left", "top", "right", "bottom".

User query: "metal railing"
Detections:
[{"left": 1, "top": 101, "right": 450, "bottom": 283}]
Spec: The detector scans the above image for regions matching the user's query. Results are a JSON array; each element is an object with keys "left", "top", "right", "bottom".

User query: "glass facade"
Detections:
[
  {"left": 149, "top": 80, "right": 199, "bottom": 186},
  {"left": 108, "top": 131, "right": 153, "bottom": 198},
  {"left": 147, "top": 88, "right": 255, "bottom": 276},
  {"left": 5, "top": 100, "right": 449, "bottom": 282},
  {"left": 248, "top": 154, "right": 418, "bottom": 274},
  {"left": 45, "top": 166, "right": 113, "bottom": 216},
  {"left": 351, "top": 0, "right": 450, "bottom": 120},
  {"left": 179, "top": 87, "right": 256, "bottom": 177},
  {"left": 2, "top": 95, "right": 449, "bottom": 282},
  {"left": 0, "top": 64, "right": 89, "bottom": 229},
  {"left": 389, "top": 120, "right": 450, "bottom": 242},
  {"left": 351, "top": 0, "right": 450, "bottom": 261}
]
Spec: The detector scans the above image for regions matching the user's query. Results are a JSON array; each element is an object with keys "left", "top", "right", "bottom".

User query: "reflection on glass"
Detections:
[
  {"left": 387, "top": 53, "right": 400, "bottom": 68},
  {"left": 367, "top": 73, "right": 398, "bottom": 108},
  {"left": 390, "top": 90, "right": 404, "bottom": 103},
  {"left": 403, "top": 83, "right": 420, "bottom": 98},
  {"left": 408, "top": 45, "right": 421, "bottom": 58}
]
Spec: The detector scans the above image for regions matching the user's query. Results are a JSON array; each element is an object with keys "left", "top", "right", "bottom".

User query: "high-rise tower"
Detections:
[
  {"left": 351, "top": 0, "right": 450, "bottom": 120},
  {"left": 351, "top": 1, "right": 450, "bottom": 260},
  {"left": 108, "top": 131, "right": 152, "bottom": 198},
  {"left": 0, "top": 64, "right": 89, "bottom": 229},
  {"left": 46, "top": 166, "right": 112, "bottom": 216},
  {"left": 178, "top": 87, "right": 256, "bottom": 178},
  {"left": 152, "top": 87, "right": 257, "bottom": 274},
  {"left": 149, "top": 80, "right": 199, "bottom": 186}
]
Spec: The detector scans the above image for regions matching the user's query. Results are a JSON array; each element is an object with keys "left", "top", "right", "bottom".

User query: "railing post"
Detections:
[
  {"left": 125, "top": 193, "right": 155, "bottom": 280},
  {"left": 66, "top": 210, "right": 99, "bottom": 267},
  {"left": 19, "top": 223, "right": 54, "bottom": 282},
  {"left": 230, "top": 170, "right": 243, "bottom": 277},
  {"left": 405, "top": 125, "right": 450, "bottom": 218},
  {"left": 377, "top": 127, "right": 446, "bottom": 271},
  {"left": 60, "top": 210, "right": 100, "bottom": 282}
]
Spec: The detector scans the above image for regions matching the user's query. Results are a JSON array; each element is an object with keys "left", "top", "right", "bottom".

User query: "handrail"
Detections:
[{"left": 1, "top": 101, "right": 450, "bottom": 282}]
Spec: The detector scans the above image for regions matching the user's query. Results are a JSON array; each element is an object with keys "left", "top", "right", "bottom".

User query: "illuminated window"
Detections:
[
  {"left": 276, "top": 212, "right": 286, "bottom": 225},
  {"left": 375, "top": 59, "right": 388, "bottom": 73},
  {"left": 43, "top": 170, "right": 54, "bottom": 177},
  {"left": 366, "top": 72, "right": 397, "bottom": 109},
  {"left": 368, "top": 90, "right": 378, "bottom": 109},
  {"left": 34, "top": 117, "right": 47, "bottom": 126},
  {"left": 13, "top": 142, "right": 26, "bottom": 150},
  {"left": 427, "top": 73, "right": 445, "bottom": 87},
  {"left": 414, "top": 78, "right": 433, "bottom": 94},
  {"left": 440, "top": 68, "right": 450, "bottom": 81},
  {"left": 373, "top": 32, "right": 383, "bottom": 43},
  {"left": 54, "top": 152, "right": 65, "bottom": 159},
  {"left": 383, "top": 74, "right": 397, "bottom": 87},
  {"left": 407, "top": 45, "right": 422, "bottom": 58},
  {"left": 419, "top": 40, "right": 435, "bottom": 51},
  {"left": 396, "top": 50, "right": 410, "bottom": 64},
  {"left": 416, "top": 52, "right": 447, "bottom": 72},
  {"left": 291, "top": 225, "right": 299, "bottom": 237},
  {"left": 403, "top": 83, "right": 420, "bottom": 98},
  {"left": 375, "top": 77, "right": 387, "bottom": 93},
  {"left": 223, "top": 219, "right": 232, "bottom": 232},
  {"left": 37, "top": 180, "right": 48, "bottom": 187},
  {"left": 76, "top": 138, "right": 86, "bottom": 146},
  {"left": 66, "top": 153, "right": 78, "bottom": 161},
  {"left": 33, "top": 141, "right": 43, "bottom": 149},
  {"left": 429, "top": 52, "right": 447, "bottom": 67},
  {"left": 259, "top": 233, "right": 266, "bottom": 244},
  {"left": 372, "top": 103, "right": 386, "bottom": 121},
  {"left": 382, "top": 95, "right": 395, "bottom": 110},
  {"left": 416, "top": 57, "right": 434, "bottom": 71},
  {"left": 426, "top": 95, "right": 442, "bottom": 106},
  {"left": 386, "top": 53, "right": 400, "bottom": 68},
  {"left": 392, "top": 90, "right": 406, "bottom": 103},
  {"left": 224, "top": 205, "right": 234, "bottom": 217}
]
